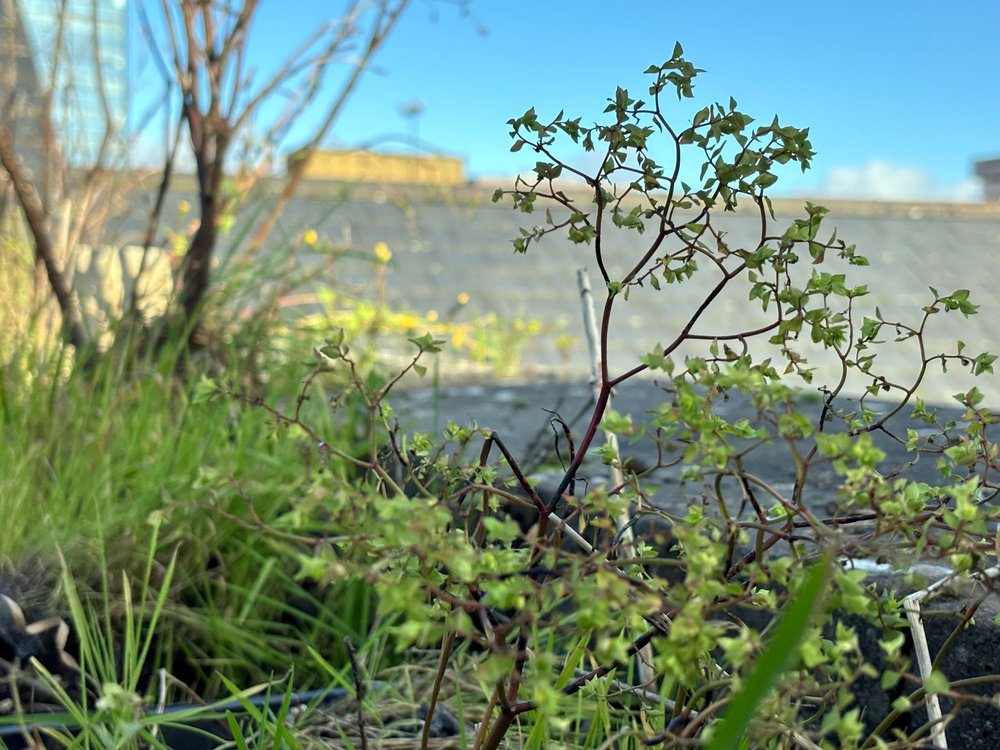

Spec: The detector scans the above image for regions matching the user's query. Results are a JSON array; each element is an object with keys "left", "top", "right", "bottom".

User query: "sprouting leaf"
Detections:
[
  {"left": 409, "top": 333, "right": 444, "bottom": 353},
  {"left": 192, "top": 376, "right": 220, "bottom": 405}
]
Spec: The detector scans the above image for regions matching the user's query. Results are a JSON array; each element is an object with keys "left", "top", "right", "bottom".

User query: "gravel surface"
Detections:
[{"left": 389, "top": 377, "right": 966, "bottom": 518}]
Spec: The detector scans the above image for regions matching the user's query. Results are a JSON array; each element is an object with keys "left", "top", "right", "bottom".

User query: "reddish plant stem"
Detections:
[{"left": 547, "top": 381, "right": 611, "bottom": 511}]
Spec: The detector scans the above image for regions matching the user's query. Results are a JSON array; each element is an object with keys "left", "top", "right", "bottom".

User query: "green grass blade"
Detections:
[
  {"left": 226, "top": 712, "right": 251, "bottom": 750},
  {"left": 706, "top": 552, "right": 833, "bottom": 750},
  {"left": 131, "top": 547, "right": 178, "bottom": 693}
]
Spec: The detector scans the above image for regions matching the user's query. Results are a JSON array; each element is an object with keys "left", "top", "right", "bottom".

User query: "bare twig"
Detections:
[
  {"left": 420, "top": 630, "right": 455, "bottom": 750},
  {"left": 344, "top": 636, "right": 369, "bottom": 750},
  {"left": 246, "top": 0, "right": 409, "bottom": 257},
  {"left": 0, "top": 123, "right": 88, "bottom": 352}
]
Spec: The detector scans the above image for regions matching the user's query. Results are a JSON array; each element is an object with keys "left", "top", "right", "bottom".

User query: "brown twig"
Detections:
[
  {"left": 0, "top": 123, "right": 88, "bottom": 352},
  {"left": 421, "top": 630, "right": 456, "bottom": 750},
  {"left": 344, "top": 636, "right": 369, "bottom": 750}
]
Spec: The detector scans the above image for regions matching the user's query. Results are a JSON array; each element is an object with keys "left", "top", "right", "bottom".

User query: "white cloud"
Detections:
[{"left": 812, "top": 159, "right": 982, "bottom": 202}]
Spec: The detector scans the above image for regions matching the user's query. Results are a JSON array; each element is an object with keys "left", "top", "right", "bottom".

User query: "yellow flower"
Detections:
[
  {"left": 456, "top": 292, "right": 470, "bottom": 305},
  {"left": 374, "top": 242, "right": 392, "bottom": 263},
  {"left": 303, "top": 229, "right": 319, "bottom": 246},
  {"left": 451, "top": 329, "right": 469, "bottom": 348},
  {"left": 177, "top": 200, "right": 191, "bottom": 216},
  {"left": 426, "top": 310, "right": 439, "bottom": 322},
  {"left": 169, "top": 232, "right": 187, "bottom": 255}
]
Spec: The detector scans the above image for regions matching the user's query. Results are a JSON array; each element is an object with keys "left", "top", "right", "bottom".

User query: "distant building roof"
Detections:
[{"left": 289, "top": 149, "right": 465, "bottom": 186}]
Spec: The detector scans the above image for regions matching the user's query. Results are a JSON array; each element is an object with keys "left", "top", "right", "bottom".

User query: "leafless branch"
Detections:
[
  {"left": 247, "top": 0, "right": 409, "bottom": 257},
  {"left": 0, "top": 123, "right": 87, "bottom": 351}
]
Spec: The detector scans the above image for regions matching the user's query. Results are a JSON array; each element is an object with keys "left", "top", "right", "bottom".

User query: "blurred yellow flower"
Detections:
[
  {"left": 374, "top": 242, "right": 392, "bottom": 263},
  {"left": 303, "top": 229, "right": 319, "bottom": 246},
  {"left": 169, "top": 233, "right": 187, "bottom": 255},
  {"left": 426, "top": 310, "right": 439, "bottom": 322},
  {"left": 218, "top": 212, "right": 236, "bottom": 235},
  {"left": 178, "top": 200, "right": 191, "bottom": 216},
  {"left": 456, "top": 292, "right": 470, "bottom": 305}
]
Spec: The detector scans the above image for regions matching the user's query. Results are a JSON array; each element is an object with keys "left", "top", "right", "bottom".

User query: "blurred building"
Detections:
[
  {"left": 289, "top": 148, "right": 466, "bottom": 186},
  {"left": 975, "top": 158, "right": 1000, "bottom": 201},
  {"left": 0, "top": 0, "right": 129, "bottom": 167}
]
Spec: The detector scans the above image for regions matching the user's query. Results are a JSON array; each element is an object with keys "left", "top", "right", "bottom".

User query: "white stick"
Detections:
[
  {"left": 578, "top": 268, "right": 652, "bottom": 683},
  {"left": 902, "top": 596, "right": 949, "bottom": 749}
]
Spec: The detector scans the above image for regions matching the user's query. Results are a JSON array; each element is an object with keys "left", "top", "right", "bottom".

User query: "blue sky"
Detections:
[{"left": 139, "top": 1, "right": 1000, "bottom": 201}]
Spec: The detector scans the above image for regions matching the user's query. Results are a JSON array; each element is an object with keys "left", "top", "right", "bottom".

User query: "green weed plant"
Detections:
[
  {"left": 3, "top": 43, "right": 999, "bottom": 750},
  {"left": 236, "top": 46, "right": 1000, "bottom": 749}
]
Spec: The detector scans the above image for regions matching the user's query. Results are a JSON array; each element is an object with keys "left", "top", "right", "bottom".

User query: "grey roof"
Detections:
[
  {"left": 123, "top": 177, "right": 999, "bottom": 407},
  {"left": 247, "top": 185, "right": 1000, "bottom": 407}
]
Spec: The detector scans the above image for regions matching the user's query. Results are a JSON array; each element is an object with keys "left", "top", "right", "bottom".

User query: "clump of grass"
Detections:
[{"left": 0, "top": 330, "right": 384, "bottom": 699}]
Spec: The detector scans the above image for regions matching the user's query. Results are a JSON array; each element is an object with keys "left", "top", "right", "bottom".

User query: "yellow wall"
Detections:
[{"left": 293, "top": 149, "right": 465, "bottom": 186}]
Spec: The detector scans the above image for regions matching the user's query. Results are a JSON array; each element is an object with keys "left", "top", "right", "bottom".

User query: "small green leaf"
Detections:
[
  {"left": 192, "top": 376, "right": 219, "bottom": 405},
  {"left": 599, "top": 409, "right": 634, "bottom": 435},
  {"left": 891, "top": 696, "right": 912, "bottom": 713},
  {"left": 409, "top": 333, "right": 444, "bottom": 353},
  {"left": 757, "top": 172, "right": 778, "bottom": 189},
  {"left": 924, "top": 669, "right": 950, "bottom": 694}
]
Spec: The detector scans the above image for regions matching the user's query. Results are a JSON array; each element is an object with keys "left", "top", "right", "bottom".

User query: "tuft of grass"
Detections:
[
  {"left": 24, "top": 528, "right": 180, "bottom": 749},
  {"left": 0, "top": 332, "right": 382, "bottom": 698}
]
